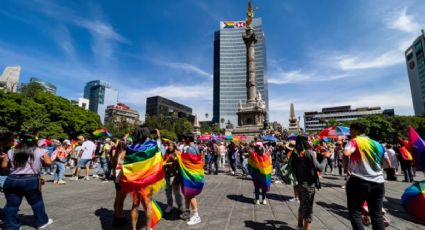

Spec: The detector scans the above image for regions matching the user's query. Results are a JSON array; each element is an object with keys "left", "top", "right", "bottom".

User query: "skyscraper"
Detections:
[
  {"left": 0, "top": 66, "right": 20, "bottom": 93},
  {"left": 406, "top": 30, "right": 425, "bottom": 116},
  {"left": 84, "top": 80, "right": 118, "bottom": 123},
  {"left": 213, "top": 18, "right": 268, "bottom": 126},
  {"left": 29, "top": 77, "right": 57, "bottom": 94}
]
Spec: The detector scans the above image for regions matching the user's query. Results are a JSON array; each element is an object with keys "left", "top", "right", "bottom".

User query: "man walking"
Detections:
[
  {"left": 71, "top": 136, "right": 96, "bottom": 181},
  {"left": 344, "top": 123, "right": 389, "bottom": 230}
]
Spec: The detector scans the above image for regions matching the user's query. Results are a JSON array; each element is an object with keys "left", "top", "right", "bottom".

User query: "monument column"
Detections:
[{"left": 243, "top": 28, "right": 257, "bottom": 103}]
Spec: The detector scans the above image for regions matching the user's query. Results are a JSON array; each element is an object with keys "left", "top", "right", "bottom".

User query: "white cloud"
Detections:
[
  {"left": 337, "top": 50, "right": 404, "bottom": 71},
  {"left": 268, "top": 69, "right": 349, "bottom": 85},
  {"left": 388, "top": 7, "right": 420, "bottom": 34},
  {"left": 163, "top": 62, "right": 213, "bottom": 79}
]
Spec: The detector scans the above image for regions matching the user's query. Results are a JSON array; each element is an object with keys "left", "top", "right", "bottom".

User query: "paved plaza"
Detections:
[{"left": 1, "top": 170, "right": 424, "bottom": 230}]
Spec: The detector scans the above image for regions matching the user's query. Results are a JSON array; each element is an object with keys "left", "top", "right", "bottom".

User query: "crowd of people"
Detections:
[{"left": 0, "top": 121, "right": 422, "bottom": 230}]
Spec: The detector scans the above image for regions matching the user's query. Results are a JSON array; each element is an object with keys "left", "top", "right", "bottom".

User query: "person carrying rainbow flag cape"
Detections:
[
  {"left": 119, "top": 127, "right": 165, "bottom": 230},
  {"left": 248, "top": 141, "right": 272, "bottom": 205},
  {"left": 176, "top": 134, "right": 205, "bottom": 226}
]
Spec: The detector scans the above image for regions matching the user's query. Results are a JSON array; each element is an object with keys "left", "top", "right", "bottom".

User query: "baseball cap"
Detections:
[{"left": 77, "top": 135, "right": 85, "bottom": 141}]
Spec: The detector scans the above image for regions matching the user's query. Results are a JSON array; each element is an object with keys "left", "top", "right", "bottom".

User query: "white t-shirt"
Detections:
[{"left": 81, "top": 140, "right": 96, "bottom": 159}]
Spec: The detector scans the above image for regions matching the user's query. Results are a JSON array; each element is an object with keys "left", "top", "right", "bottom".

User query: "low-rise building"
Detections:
[
  {"left": 146, "top": 96, "right": 194, "bottom": 122},
  {"left": 304, "top": 105, "right": 394, "bottom": 132},
  {"left": 104, "top": 103, "right": 140, "bottom": 125},
  {"left": 0, "top": 66, "right": 20, "bottom": 93}
]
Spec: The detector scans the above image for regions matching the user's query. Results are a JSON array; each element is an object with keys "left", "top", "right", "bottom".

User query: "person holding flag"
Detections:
[{"left": 119, "top": 127, "right": 165, "bottom": 230}]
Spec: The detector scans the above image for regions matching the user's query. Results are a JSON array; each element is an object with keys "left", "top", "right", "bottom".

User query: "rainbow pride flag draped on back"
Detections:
[
  {"left": 120, "top": 140, "right": 165, "bottom": 194},
  {"left": 350, "top": 136, "right": 384, "bottom": 172},
  {"left": 408, "top": 127, "right": 425, "bottom": 171},
  {"left": 248, "top": 152, "right": 272, "bottom": 192},
  {"left": 177, "top": 153, "right": 205, "bottom": 198}
]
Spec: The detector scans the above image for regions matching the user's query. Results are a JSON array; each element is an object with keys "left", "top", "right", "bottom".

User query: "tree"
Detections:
[{"left": 26, "top": 82, "right": 46, "bottom": 98}]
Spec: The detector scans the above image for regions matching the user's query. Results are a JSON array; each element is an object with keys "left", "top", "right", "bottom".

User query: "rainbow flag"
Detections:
[
  {"left": 408, "top": 127, "right": 425, "bottom": 171},
  {"left": 120, "top": 140, "right": 165, "bottom": 194},
  {"left": 248, "top": 151, "right": 272, "bottom": 192},
  {"left": 400, "top": 146, "right": 413, "bottom": 161},
  {"left": 93, "top": 128, "right": 112, "bottom": 137},
  {"left": 224, "top": 21, "right": 235, "bottom": 28},
  {"left": 350, "top": 136, "right": 384, "bottom": 172},
  {"left": 141, "top": 199, "right": 163, "bottom": 228},
  {"left": 177, "top": 153, "right": 205, "bottom": 198}
]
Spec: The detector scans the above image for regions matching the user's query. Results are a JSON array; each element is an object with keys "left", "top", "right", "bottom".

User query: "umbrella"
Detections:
[
  {"left": 93, "top": 129, "right": 112, "bottom": 137},
  {"left": 318, "top": 126, "right": 350, "bottom": 139},
  {"left": 288, "top": 133, "right": 298, "bottom": 141},
  {"left": 401, "top": 180, "right": 425, "bottom": 223},
  {"left": 261, "top": 135, "right": 278, "bottom": 142},
  {"left": 198, "top": 134, "right": 211, "bottom": 141}
]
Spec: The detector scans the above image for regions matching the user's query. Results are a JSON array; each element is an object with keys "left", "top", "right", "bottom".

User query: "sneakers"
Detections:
[
  {"left": 187, "top": 215, "right": 201, "bottom": 226},
  {"left": 57, "top": 180, "right": 66, "bottom": 185},
  {"left": 53, "top": 180, "right": 58, "bottom": 184},
  {"left": 84, "top": 176, "right": 90, "bottom": 181},
  {"left": 92, "top": 174, "right": 99, "bottom": 178},
  {"left": 288, "top": 198, "right": 299, "bottom": 203},
  {"left": 70, "top": 176, "right": 78, "bottom": 181},
  {"left": 254, "top": 200, "right": 260, "bottom": 205},
  {"left": 38, "top": 218, "right": 53, "bottom": 229},
  {"left": 165, "top": 206, "right": 173, "bottom": 214},
  {"left": 262, "top": 199, "right": 267, "bottom": 205}
]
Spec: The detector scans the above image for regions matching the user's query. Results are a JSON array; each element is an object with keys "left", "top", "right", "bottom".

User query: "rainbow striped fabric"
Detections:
[
  {"left": 120, "top": 140, "right": 165, "bottom": 194},
  {"left": 408, "top": 127, "right": 425, "bottom": 171},
  {"left": 177, "top": 152, "right": 205, "bottom": 198},
  {"left": 141, "top": 199, "right": 163, "bottom": 228},
  {"left": 400, "top": 146, "right": 413, "bottom": 161},
  {"left": 248, "top": 151, "right": 272, "bottom": 192},
  {"left": 350, "top": 136, "right": 384, "bottom": 172}
]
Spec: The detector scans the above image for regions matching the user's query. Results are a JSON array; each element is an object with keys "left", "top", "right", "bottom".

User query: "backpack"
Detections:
[{"left": 292, "top": 150, "right": 321, "bottom": 189}]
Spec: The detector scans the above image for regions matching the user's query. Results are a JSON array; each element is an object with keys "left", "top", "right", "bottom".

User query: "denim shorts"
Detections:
[
  {"left": 0, "top": 175, "right": 7, "bottom": 192},
  {"left": 79, "top": 159, "right": 92, "bottom": 168}
]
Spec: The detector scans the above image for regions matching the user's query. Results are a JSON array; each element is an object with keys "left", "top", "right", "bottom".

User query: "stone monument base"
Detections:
[{"left": 232, "top": 125, "right": 264, "bottom": 142}]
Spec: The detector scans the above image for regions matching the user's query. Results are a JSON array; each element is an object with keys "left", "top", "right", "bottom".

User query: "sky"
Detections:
[{"left": 0, "top": 0, "right": 424, "bottom": 128}]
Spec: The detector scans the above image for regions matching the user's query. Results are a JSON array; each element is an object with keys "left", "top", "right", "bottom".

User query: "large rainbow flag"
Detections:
[
  {"left": 400, "top": 146, "right": 413, "bottom": 161},
  {"left": 141, "top": 199, "right": 163, "bottom": 228},
  {"left": 408, "top": 127, "right": 425, "bottom": 171},
  {"left": 350, "top": 136, "right": 384, "bottom": 172},
  {"left": 248, "top": 151, "right": 272, "bottom": 192},
  {"left": 177, "top": 153, "right": 205, "bottom": 198},
  {"left": 120, "top": 140, "right": 165, "bottom": 194}
]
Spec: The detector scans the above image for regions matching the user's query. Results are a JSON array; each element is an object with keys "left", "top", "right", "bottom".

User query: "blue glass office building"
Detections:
[
  {"left": 84, "top": 80, "right": 118, "bottom": 123},
  {"left": 213, "top": 18, "right": 268, "bottom": 126}
]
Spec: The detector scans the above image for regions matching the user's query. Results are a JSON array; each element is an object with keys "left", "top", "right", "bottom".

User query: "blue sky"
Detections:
[{"left": 0, "top": 0, "right": 424, "bottom": 127}]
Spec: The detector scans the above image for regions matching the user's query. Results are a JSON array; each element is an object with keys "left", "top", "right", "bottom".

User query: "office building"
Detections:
[
  {"left": 105, "top": 103, "right": 140, "bottom": 125},
  {"left": 405, "top": 30, "right": 425, "bottom": 115},
  {"left": 83, "top": 80, "right": 118, "bottom": 123},
  {"left": 21, "top": 77, "right": 57, "bottom": 95},
  {"left": 146, "top": 96, "right": 193, "bottom": 121},
  {"left": 304, "top": 105, "right": 394, "bottom": 132},
  {"left": 213, "top": 18, "right": 268, "bottom": 126},
  {"left": 0, "top": 66, "right": 20, "bottom": 92}
]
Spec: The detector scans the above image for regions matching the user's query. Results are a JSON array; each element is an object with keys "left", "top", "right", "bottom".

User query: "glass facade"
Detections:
[
  {"left": 406, "top": 33, "right": 425, "bottom": 115},
  {"left": 213, "top": 18, "right": 268, "bottom": 126},
  {"left": 29, "top": 77, "right": 57, "bottom": 95},
  {"left": 84, "top": 80, "right": 118, "bottom": 123}
]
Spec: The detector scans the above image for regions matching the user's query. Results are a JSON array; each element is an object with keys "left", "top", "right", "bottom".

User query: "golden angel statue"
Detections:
[{"left": 246, "top": 0, "right": 254, "bottom": 28}]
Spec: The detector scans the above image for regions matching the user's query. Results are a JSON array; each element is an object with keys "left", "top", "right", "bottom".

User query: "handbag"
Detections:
[{"left": 279, "top": 157, "right": 297, "bottom": 186}]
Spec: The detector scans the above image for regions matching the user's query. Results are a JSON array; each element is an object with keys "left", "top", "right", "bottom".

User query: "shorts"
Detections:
[
  {"left": 297, "top": 185, "right": 316, "bottom": 223},
  {"left": 79, "top": 159, "right": 92, "bottom": 168}
]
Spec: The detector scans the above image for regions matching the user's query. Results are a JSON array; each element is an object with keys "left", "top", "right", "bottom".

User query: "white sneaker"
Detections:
[
  {"left": 70, "top": 176, "right": 78, "bottom": 181},
  {"left": 38, "top": 218, "right": 53, "bottom": 229},
  {"left": 255, "top": 200, "right": 260, "bottom": 205},
  {"left": 84, "top": 176, "right": 90, "bottom": 181},
  {"left": 165, "top": 206, "right": 173, "bottom": 213},
  {"left": 187, "top": 215, "right": 201, "bottom": 226},
  {"left": 92, "top": 174, "right": 99, "bottom": 178},
  {"left": 262, "top": 199, "right": 267, "bottom": 205}
]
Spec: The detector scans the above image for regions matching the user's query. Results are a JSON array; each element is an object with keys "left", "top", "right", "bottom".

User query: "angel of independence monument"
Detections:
[{"left": 232, "top": 0, "right": 267, "bottom": 139}]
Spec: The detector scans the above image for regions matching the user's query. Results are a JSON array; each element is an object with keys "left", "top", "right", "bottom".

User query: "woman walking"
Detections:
[
  {"left": 1, "top": 136, "right": 53, "bottom": 230},
  {"left": 248, "top": 141, "right": 272, "bottom": 205},
  {"left": 52, "top": 140, "right": 67, "bottom": 184}
]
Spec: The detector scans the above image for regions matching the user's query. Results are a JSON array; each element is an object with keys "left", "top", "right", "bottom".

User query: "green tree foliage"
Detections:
[
  {"left": 105, "top": 120, "right": 139, "bottom": 139},
  {"left": 0, "top": 91, "right": 102, "bottom": 139},
  {"left": 25, "top": 82, "right": 46, "bottom": 98},
  {"left": 345, "top": 115, "right": 425, "bottom": 144},
  {"left": 144, "top": 115, "right": 193, "bottom": 140}
]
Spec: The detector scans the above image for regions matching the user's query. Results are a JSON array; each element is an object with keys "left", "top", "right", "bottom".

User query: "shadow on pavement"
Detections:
[
  {"left": 384, "top": 197, "right": 421, "bottom": 224},
  {"left": 0, "top": 213, "right": 37, "bottom": 229},
  {"left": 244, "top": 220, "right": 295, "bottom": 230},
  {"left": 227, "top": 194, "right": 254, "bottom": 204},
  {"left": 316, "top": 201, "right": 349, "bottom": 220},
  {"left": 266, "top": 193, "right": 292, "bottom": 202}
]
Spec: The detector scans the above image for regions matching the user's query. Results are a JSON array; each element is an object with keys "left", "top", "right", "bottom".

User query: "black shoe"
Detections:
[{"left": 112, "top": 217, "right": 127, "bottom": 227}]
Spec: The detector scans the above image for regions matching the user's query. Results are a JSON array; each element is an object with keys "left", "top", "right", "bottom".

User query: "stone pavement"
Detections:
[{"left": 0, "top": 170, "right": 424, "bottom": 230}]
